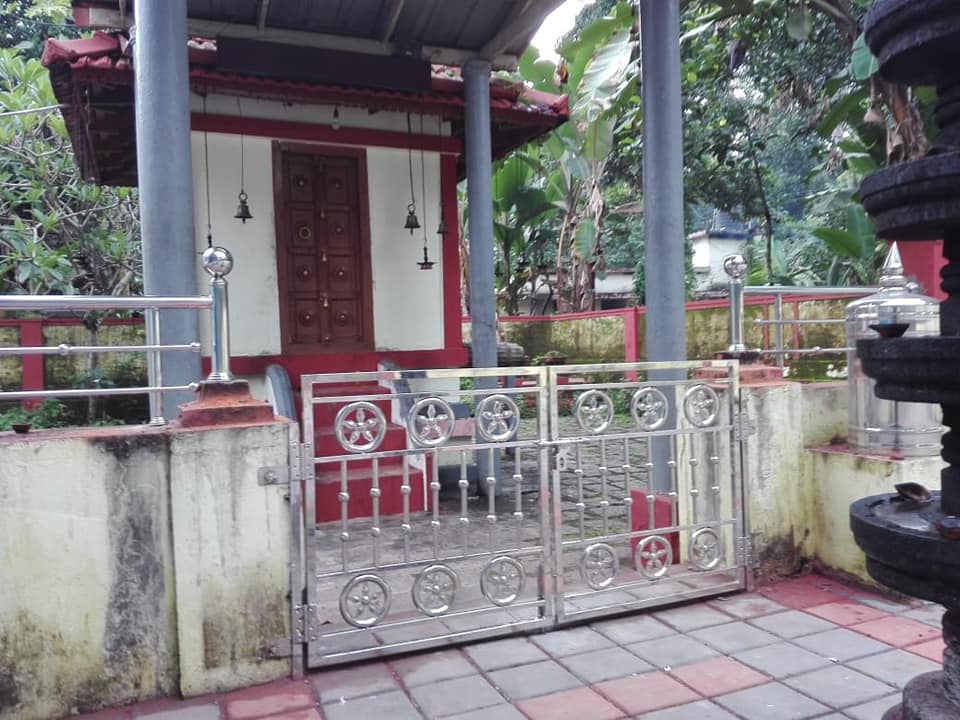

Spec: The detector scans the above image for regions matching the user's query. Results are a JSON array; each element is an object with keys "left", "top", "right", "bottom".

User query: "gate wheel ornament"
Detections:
[
  {"left": 407, "top": 397, "right": 455, "bottom": 447},
  {"left": 476, "top": 394, "right": 520, "bottom": 443},
  {"left": 631, "top": 387, "right": 669, "bottom": 431},
  {"left": 683, "top": 384, "right": 719, "bottom": 428},
  {"left": 412, "top": 564, "right": 458, "bottom": 616},
  {"left": 635, "top": 535, "right": 673, "bottom": 579},
  {"left": 689, "top": 527, "right": 722, "bottom": 571},
  {"left": 575, "top": 390, "right": 614, "bottom": 434},
  {"left": 580, "top": 542, "right": 619, "bottom": 589},
  {"left": 480, "top": 556, "right": 526, "bottom": 606},
  {"left": 339, "top": 574, "right": 391, "bottom": 627},
  {"left": 334, "top": 401, "right": 387, "bottom": 453}
]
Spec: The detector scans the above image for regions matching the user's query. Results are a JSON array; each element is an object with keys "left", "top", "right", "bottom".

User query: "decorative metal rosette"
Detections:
[
  {"left": 480, "top": 555, "right": 526, "bottom": 606},
  {"left": 412, "top": 564, "right": 458, "bottom": 616},
  {"left": 339, "top": 574, "right": 391, "bottom": 627},
  {"left": 631, "top": 387, "right": 669, "bottom": 431},
  {"left": 683, "top": 384, "right": 719, "bottom": 428},
  {"left": 634, "top": 535, "right": 673, "bottom": 580},
  {"left": 689, "top": 527, "right": 722, "bottom": 571},
  {"left": 407, "top": 396, "right": 456, "bottom": 447},
  {"left": 476, "top": 394, "right": 520, "bottom": 442},
  {"left": 574, "top": 389, "right": 614, "bottom": 434},
  {"left": 334, "top": 401, "right": 387, "bottom": 452},
  {"left": 580, "top": 542, "right": 619, "bottom": 590}
]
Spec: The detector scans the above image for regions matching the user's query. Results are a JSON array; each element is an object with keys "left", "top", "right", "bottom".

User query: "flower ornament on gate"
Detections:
[
  {"left": 334, "top": 401, "right": 387, "bottom": 452},
  {"left": 476, "top": 394, "right": 520, "bottom": 442}
]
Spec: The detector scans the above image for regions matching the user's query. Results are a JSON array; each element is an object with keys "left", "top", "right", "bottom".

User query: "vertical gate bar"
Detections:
[
  {"left": 599, "top": 438, "right": 610, "bottom": 536},
  {"left": 513, "top": 447, "right": 524, "bottom": 544},
  {"left": 301, "top": 378, "right": 317, "bottom": 668},
  {"left": 339, "top": 458, "right": 349, "bottom": 571},
  {"left": 622, "top": 438, "right": 633, "bottom": 527},
  {"left": 729, "top": 362, "right": 752, "bottom": 589},
  {"left": 371, "top": 457, "right": 381, "bottom": 568},
  {"left": 547, "top": 367, "right": 563, "bottom": 625},
  {"left": 288, "top": 420, "right": 305, "bottom": 677},
  {"left": 689, "top": 457, "right": 700, "bottom": 525},
  {"left": 401, "top": 455, "right": 411, "bottom": 562},
  {"left": 486, "top": 447, "right": 497, "bottom": 550},
  {"left": 710, "top": 431, "right": 722, "bottom": 524},
  {"left": 669, "top": 436, "right": 679, "bottom": 527},
  {"left": 459, "top": 449, "right": 470, "bottom": 555},
  {"left": 432, "top": 450, "right": 441, "bottom": 559},
  {"left": 575, "top": 442, "right": 585, "bottom": 539},
  {"left": 144, "top": 307, "right": 164, "bottom": 424}
]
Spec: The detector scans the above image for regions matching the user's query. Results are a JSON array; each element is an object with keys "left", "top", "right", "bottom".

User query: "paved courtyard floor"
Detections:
[{"left": 85, "top": 574, "right": 944, "bottom": 720}]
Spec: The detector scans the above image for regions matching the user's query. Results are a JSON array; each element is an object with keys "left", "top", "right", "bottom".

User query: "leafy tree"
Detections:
[{"left": 0, "top": 0, "right": 75, "bottom": 58}]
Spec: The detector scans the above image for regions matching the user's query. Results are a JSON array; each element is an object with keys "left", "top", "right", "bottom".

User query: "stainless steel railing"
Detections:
[
  {"left": 722, "top": 254, "right": 877, "bottom": 369},
  {"left": 0, "top": 246, "right": 235, "bottom": 424}
]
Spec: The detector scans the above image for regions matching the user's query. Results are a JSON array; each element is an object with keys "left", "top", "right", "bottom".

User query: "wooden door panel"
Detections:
[{"left": 277, "top": 146, "right": 372, "bottom": 352}]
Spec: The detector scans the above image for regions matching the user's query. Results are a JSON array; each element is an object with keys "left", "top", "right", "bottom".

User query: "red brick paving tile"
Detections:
[
  {"left": 257, "top": 708, "right": 323, "bottom": 720},
  {"left": 670, "top": 657, "right": 768, "bottom": 697},
  {"left": 907, "top": 637, "right": 945, "bottom": 663},
  {"left": 222, "top": 680, "right": 316, "bottom": 720},
  {"left": 309, "top": 662, "right": 398, "bottom": 703},
  {"left": 851, "top": 616, "right": 942, "bottom": 648},
  {"left": 805, "top": 601, "right": 889, "bottom": 626},
  {"left": 758, "top": 580, "right": 843, "bottom": 609},
  {"left": 594, "top": 672, "right": 700, "bottom": 715},
  {"left": 517, "top": 687, "right": 624, "bottom": 720}
]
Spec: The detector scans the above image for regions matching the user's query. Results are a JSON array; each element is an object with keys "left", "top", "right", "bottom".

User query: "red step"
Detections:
[
  {"left": 308, "top": 382, "right": 392, "bottom": 428},
  {"left": 314, "top": 424, "right": 407, "bottom": 459},
  {"left": 314, "top": 460, "right": 429, "bottom": 522}
]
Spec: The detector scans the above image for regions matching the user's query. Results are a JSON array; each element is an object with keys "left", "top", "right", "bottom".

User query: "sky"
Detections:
[{"left": 530, "top": 0, "right": 592, "bottom": 61}]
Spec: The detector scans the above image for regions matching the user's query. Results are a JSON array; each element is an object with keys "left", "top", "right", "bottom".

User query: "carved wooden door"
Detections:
[{"left": 278, "top": 147, "right": 373, "bottom": 352}]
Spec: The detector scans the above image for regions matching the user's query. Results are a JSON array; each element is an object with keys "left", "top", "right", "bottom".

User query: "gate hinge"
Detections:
[
  {"left": 736, "top": 536, "right": 755, "bottom": 567},
  {"left": 258, "top": 465, "right": 290, "bottom": 486},
  {"left": 263, "top": 638, "right": 293, "bottom": 658}
]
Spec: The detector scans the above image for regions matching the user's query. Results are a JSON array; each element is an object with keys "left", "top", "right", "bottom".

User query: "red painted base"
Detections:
[{"left": 630, "top": 491, "right": 681, "bottom": 564}]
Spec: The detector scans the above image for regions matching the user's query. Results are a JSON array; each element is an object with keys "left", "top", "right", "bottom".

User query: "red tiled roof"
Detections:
[{"left": 42, "top": 33, "right": 568, "bottom": 186}]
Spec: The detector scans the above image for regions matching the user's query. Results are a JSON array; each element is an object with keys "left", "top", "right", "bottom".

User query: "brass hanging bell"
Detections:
[
  {"left": 404, "top": 203, "right": 420, "bottom": 233},
  {"left": 436, "top": 217, "right": 448, "bottom": 235},
  {"left": 234, "top": 191, "right": 253, "bottom": 223}
]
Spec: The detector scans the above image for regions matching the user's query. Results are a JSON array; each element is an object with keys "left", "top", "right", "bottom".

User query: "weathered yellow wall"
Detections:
[{"left": 0, "top": 420, "right": 291, "bottom": 719}]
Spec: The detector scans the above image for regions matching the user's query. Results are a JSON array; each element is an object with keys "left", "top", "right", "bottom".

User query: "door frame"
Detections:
[{"left": 272, "top": 141, "right": 375, "bottom": 355}]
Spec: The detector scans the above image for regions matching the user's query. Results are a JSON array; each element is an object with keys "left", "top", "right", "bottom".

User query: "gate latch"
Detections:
[{"left": 258, "top": 466, "right": 290, "bottom": 486}]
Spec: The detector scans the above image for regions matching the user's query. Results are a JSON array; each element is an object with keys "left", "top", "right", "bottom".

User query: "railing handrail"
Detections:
[
  {"left": 743, "top": 285, "right": 878, "bottom": 297},
  {"left": 0, "top": 295, "right": 212, "bottom": 312}
]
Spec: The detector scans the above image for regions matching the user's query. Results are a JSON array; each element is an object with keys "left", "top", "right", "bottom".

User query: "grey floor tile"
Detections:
[
  {"left": 690, "top": 621, "right": 780, "bottom": 653},
  {"left": 709, "top": 594, "right": 788, "bottom": 619},
  {"left": 463, "top": 636, "right": 548, "bottom": 671},
  {"left": 440, "top": 704, "right": 526, "bottom": 720},
  {"left": 312, "top": 663, "right": 399, "bottom": 703},
  {"left": 628, "top": 634, "right": 719, "bottom": 669},
  {"left": 654, "top": 604, "right": 735, "bottom": 631},
  {"left": 568, "top": 590, "right": 638, "bottom": 610},
  {"left": 848, "top": 650, "right": 940, "bottom": 689},
  {"left": 590, "top": 614, "right": 675, "bottom": 644},
  {"left": 408, "top": 675, "right": 504, "bottom": 719},
  {"left": 639, "top": 699, "right": 739, "bottom": 720},
  {"left": 529, "top": 625, "right": 614, "bottom": 657},
  {"left": 733, "top": 641, "right": 834, "bottom": 678},
  {"left": 748, "top": 611, "right": 837, "bottom": 639},
  {"left": 391, "top": 649, "right": 477, "bottom": 687},
  {"left": 784, "top": 666, "right": 895, "bottom": 708},
  {"left": 843, "top": 694, "right": 901, "bottom": 720},
  {"left": 902, "top": 604, "right": 944, "bottom": 627},
  {"left": 324, "top": 690, "right": 422, "bottom": 720},
  {"left": 486, "top": 659, "right": 582, "bottom": 701},
  {"left": 559, "top": 646, "right": 653, "bottom": 683},
  {"left": 847, "top": 594, "right": 910, "bottom": 614},
  {"left": 792, "top": 628, "right": 892, "bottom": 662},
  {"left": 135, "top": 706, "right": 220, "bottom": 720},
  {"left": 716, "top": 681, "right": 830, "bottom": 720}
]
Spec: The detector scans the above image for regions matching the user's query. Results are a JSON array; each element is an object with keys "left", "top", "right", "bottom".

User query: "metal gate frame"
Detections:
[{"left": 289, "top": 360, "right": 750, "bottom": 672}]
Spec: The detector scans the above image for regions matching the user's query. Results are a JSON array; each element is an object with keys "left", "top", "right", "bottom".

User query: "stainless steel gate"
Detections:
[{"left": 294, "top": 361, "right": 748, "bottom": 669}]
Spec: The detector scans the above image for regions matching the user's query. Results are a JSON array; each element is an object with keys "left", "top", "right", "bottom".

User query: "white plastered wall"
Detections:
[{"left": 191, "top": 94, "right": 446, "bottom": 357}]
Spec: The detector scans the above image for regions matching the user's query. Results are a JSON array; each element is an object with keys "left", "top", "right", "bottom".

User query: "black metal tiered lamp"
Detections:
[{"left": 850, "top": 2, "right": 960, "bottom": 717}]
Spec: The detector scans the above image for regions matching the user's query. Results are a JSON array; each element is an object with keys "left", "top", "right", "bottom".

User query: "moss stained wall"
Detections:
[{"left": 0, "top": 328, "right": 20, "bottom": 390}]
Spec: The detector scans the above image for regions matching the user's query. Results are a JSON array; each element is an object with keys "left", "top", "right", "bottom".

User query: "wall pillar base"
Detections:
[{"left": 178, "top": 380, "right": 275, "bottom": 427}]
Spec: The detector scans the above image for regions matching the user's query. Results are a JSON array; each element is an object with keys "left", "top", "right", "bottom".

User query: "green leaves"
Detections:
[
  {"left": 850, "top": 33, "right": 879, "bottom": 80},
  {"left": 785, "top": 4, "right": 813, "bottom": 41},
  {"left": 572, "top": 27, "right": 636, "bottom": 123},
  {"left": 811, "top": 205, "right": 875, "bottom": 259}
]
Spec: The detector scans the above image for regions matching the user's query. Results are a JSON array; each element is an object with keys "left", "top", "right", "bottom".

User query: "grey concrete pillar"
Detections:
[
  {"left": 640, "top": 0, "right": 686, "bottom": 491},
  {"left": 133, "top": 0, "right": 201, "bottom": 418},
  {"left": 463, "top": 59, "right": 501, "bottom": 495}
]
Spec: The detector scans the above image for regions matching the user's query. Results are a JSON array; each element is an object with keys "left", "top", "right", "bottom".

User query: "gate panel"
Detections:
[
  {"left": 548, "top": 361, "right": 747, "bottom": 624},
  {"left": 301, "top": 367, "right": 552, "bottom": 668}
]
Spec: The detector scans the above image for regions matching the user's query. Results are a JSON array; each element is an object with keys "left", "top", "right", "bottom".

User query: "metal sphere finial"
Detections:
[
  {"left": 723, "top": 253, "right": 748, "bottom": 279},
  {"left": 202, "top": 246, "right": 234, "bottom": 277}
]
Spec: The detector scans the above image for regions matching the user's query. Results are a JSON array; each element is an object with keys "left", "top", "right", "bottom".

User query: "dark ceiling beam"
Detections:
[{"left": 481, "top": 0, "right": 565, "bottom": 59}]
